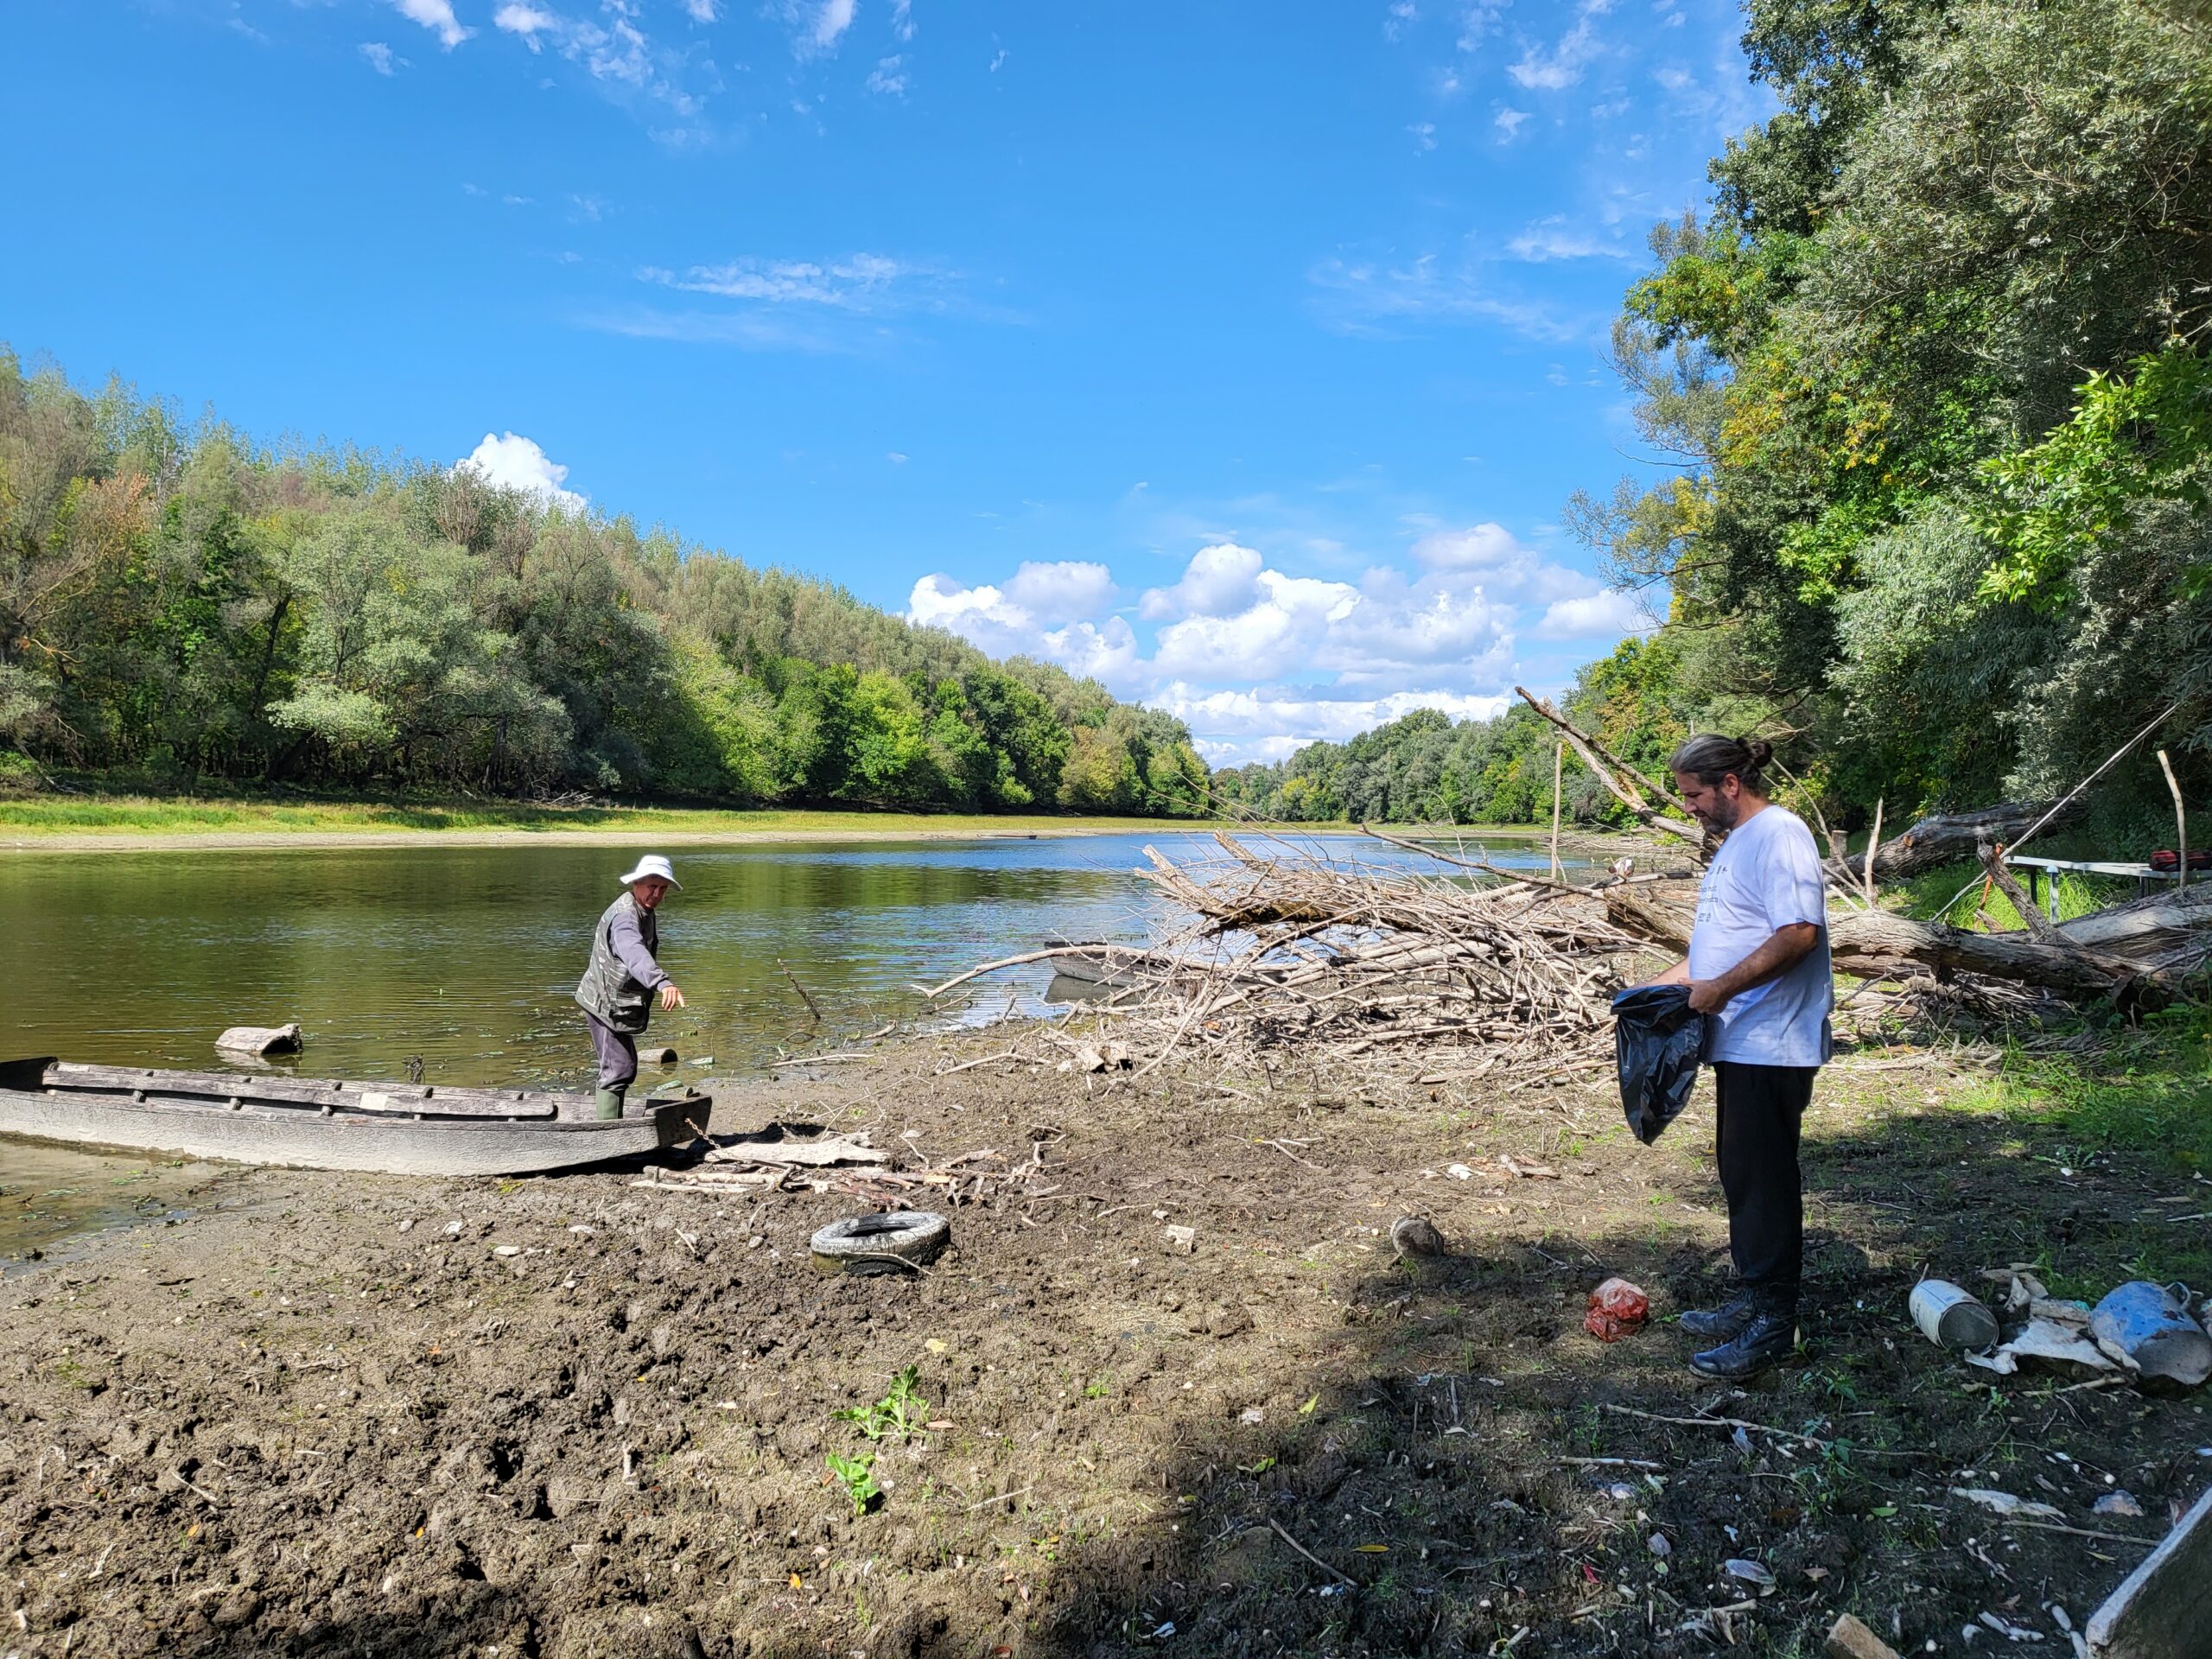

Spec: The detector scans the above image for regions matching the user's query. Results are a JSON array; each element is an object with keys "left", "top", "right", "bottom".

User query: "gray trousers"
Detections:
[{"left": 586, "top": 1014, "right": 639, "bottom": 1093}]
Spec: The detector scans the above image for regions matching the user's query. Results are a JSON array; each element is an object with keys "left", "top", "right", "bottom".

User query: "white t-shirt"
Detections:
[{"left": 1687, "top": 803, "right": 1834, "bottom": 1067}]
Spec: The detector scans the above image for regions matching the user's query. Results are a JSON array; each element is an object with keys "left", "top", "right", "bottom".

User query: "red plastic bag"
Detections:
[{"left": 1584, "top": 1277, "right": 1650, "bottom": 1341}]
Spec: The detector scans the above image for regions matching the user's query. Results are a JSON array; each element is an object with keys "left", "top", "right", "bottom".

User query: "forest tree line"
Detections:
[
  {"left": 0, "top": 354, "right": 1209, "bottom": 815},
  {"left": 1230, "top": 0, "right": 2211, "bottom": 836}
]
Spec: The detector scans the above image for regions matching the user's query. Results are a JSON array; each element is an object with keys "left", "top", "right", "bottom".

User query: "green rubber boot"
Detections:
[{"left": 594, "top": 1088, "right": 626, "bottom": 1121}]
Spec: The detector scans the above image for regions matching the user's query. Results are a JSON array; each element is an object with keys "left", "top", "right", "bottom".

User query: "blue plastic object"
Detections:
[
  {"left": 2090, "top": 1281, "right": 2212, "bottom": 1388},
  {"left": 1611, "top": 983, "right": 1709, "bottom": 1147}
]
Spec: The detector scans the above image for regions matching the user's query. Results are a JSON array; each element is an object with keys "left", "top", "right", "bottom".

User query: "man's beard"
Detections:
[{"left": 1691, "top": 796, "right": 1741, "bottom": 834}]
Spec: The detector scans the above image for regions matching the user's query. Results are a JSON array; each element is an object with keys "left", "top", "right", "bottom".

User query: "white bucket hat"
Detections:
[{"left": 617, "top": 854, "right": 681, "bottom": 891}]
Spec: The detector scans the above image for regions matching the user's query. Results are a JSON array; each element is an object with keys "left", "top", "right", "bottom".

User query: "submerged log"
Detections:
[{"left": 214, "top": 1022, "right": 302, "bottom": 1057}]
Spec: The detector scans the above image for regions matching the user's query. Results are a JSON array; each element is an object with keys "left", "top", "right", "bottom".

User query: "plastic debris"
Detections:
[
  {"left": 1647, "top": 1532, "right": 1672, "bottom": 1558},
  {"left": 1724, "top": 1559, "right": 1777, "bottom": 1593},
  {"left": 1980, "top": 1265, "right": 2050, "bottom": 1316},
  {"left": 2088, "top": 1281, "right": 2212, "bottom": 1389},
  {"left": 1963, "top": 1319, "right": 2115, "bottom": 1379},
  {"left": 2093, "top": 1491, "right": 2145, "bottom": 1518},
  {"left": 1951, "top": 1487, "right": 2065, "bottom": 1520},
  {"left": 1583, "top": 1277, "right": 1650, "bottom": 1342}
]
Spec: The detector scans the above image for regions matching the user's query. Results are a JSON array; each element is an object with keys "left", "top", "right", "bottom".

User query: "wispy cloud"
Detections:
[
  {"left": 892, "top": 0, "right": 913, "bottom": 41},
  {"left": 1307, "top": 253, "right": 1591, "bottom": 344},
  {"left": 683, "top": 0, "right": 718, "bottom": 19},
  {"left": 778, "top": 0, "right": 855, "bottom": 56},
  {"left": 490, "top": 3, "right": 709, "bottom": 128},
  {"left": 638, "top": 253, "right": 931, "bottom": 309},
  {"left": 868, "top": 54, "right": 908, "bottom": 96},
  {"left": 359, "top": 41, "right": 402, "bottom": 74},
  {"left": 1493, "top": 105, "right": 1529, "bottom": 138},
  {"left": 1505, "top": 215, "right": 1630, "bottom": 262},
  {"left": 1408, "top": 120, "right": 1437, "bottom": 150},
  {"left": 1507, "top": 0, "right": 1609, "bottom": 91},
  {"left": 574, "top": 307, "right": 861, "bottom": 353},
  {"left": 391, "top": 0, "right": 472, "bottom": 49}
]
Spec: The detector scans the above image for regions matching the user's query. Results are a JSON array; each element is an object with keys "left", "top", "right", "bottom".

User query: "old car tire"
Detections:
[{"left": 810, "top": 1211, "right": 950, "bottom": 1275}]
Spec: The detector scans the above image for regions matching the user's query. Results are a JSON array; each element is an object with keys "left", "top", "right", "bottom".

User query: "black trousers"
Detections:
[{"left": 1713, "top": 1061, "right": 1817, "bottom": 1299}]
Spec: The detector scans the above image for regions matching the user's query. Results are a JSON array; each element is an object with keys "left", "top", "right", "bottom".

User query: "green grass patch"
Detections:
[
  {"left": 1958, "top": 1002, "right": 2212, "bottom": 1176},
  {"left": 1891, "top": 856, "right": 2152, "bottom": 931}
]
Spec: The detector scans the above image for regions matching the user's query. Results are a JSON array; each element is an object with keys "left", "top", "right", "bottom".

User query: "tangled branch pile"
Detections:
[{"left": 1059, "top": 833, "right": 1671, "bottom": 1084}]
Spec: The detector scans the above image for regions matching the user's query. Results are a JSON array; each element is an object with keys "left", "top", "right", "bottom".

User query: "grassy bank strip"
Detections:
[
  {"left": 0, "top": 793, "right": 1575, "bottom": 843},
  {"left": 0, "top": 797, "right": 1235, "bottom": 841}
]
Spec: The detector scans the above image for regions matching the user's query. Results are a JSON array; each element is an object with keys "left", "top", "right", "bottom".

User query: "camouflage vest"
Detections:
[{"left": 575, "top": 893, "right": 658, "bottom": 1034}]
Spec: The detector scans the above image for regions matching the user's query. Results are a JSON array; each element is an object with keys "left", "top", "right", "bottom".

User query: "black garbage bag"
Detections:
[{"left": 1611, "top": 983, "right": 1708, "bottom": 1146}]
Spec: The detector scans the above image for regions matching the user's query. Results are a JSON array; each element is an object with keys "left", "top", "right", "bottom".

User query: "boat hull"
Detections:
[{"left": 0, "top": 1086, "right": 710, "bottom": 1178}]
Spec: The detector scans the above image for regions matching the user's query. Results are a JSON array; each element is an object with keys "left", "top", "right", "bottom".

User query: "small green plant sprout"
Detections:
[
  {"left": 826, "top": 1449, "right": 880, "bottom": 1516},
  {"left": 1083, "top": 1377, "right": 1111, "bottom": 1399},
  {"left": 836, "top": 1364, "right": 930, "bottom": 1441}
]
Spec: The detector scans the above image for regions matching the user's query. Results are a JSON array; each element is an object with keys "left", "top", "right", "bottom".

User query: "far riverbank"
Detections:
[{"left": 0, "top": 795, "right": 1562, "bottom": 854}]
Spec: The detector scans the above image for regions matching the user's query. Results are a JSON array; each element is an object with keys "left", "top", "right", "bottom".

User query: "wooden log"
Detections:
[
  {"left": 1828, "top": 911, "right": 2168, "bottom": 1007},
  {"left": 2059, "top": 883, "right": 2212, "bottom": 965},
  {"left": 1604, "top": 887, "right": 1694, "bottom": 955},
  {"left": 1597, "top": 886, "right": 2173, "bottom": 1007},
  {"left": 2088, "top": 1480, "right": 2212, "bottom": 1657},
  {"left": 1978, "top": 840, "right": 2063, "bottom": 944},
  {"left": 1859, "top": 799, "right": 2083, "bottom": 881},
  {"left": 1514, "top": 685, "right": 1705, "bottom": 846},
  {"left": 702, "top": 1131, "right": 888, "bottom": 1168}
]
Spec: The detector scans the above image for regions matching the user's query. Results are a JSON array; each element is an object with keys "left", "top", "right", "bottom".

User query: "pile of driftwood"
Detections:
[
  {"left": 925, "top": 692, "right": 2208, "bottom": 1080},
  {"left": 634, "top": 1126, "right": 1062, "bottom": 1211}
]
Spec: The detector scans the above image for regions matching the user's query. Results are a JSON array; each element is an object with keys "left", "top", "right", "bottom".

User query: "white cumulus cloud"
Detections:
[
  {"left": 907, "top": 575, "right": 1143, "bottom": 689},
  {"left": 911, "top": 526, "right": 1644, "bottom": 765},
  {"left": 1003, "top": 561, "right": 1118, "bottom": 626},
  {"left": 1140, "top": 542, "right": 1265, "bottom": 620},
  {"left": 455, "top": 433, "right": 587, "bottom": 512},
  {"left": 495, "top": 3, "right": 557, "bottom": 41},
  {"left": 1533, "top": 590, "right": 1653, "bottom": 639},
  {"left": 393, "top": 0, "right": 472, "bottom": 49}
]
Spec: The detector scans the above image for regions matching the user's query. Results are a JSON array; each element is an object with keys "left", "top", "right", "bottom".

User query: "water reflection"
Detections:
[{"left": 0, "top": 830, "right": 1576, "bottom": 1091}]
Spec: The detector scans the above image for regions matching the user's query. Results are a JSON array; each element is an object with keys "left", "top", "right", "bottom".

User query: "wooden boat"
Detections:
[
  {"left": 1045, "top": 944, "right": 1180, "bottom": 989},
  {"left": 0, "top": 1058, "right": 711, "bottom": 1179}
]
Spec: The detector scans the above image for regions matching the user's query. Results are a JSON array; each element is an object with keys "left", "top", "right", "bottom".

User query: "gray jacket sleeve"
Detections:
[{"left": 607, "top": 908, "right": 667, "bottom": 989}]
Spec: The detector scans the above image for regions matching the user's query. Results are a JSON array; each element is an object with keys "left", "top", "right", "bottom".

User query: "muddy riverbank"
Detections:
[{"left": 2, "top": 1032, "right": 2206, "bottom": 1657}]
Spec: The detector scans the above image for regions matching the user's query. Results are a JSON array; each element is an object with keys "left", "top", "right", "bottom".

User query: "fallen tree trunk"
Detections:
[
  {"left": 1605, "top": 880, "right": 2175, "bottom": 1007},
  {"left": 1829, "top": 910, "right": 2168, "bottom": 1007},
  {"left": 1858, "top": 799, "right": 2084, "bottom": 881},
  {"left": 2059, "top": 881, "right": 2212, "bottom": 969}
]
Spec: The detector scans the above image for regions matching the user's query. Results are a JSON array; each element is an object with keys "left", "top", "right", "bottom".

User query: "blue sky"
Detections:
[{"left": 3, "top": 0, "right": 1763, "bottom": 763}]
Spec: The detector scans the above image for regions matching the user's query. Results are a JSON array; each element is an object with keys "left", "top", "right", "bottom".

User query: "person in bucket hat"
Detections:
[{"left": 574, "top": 855, "right": 687, "bottom": 1119}]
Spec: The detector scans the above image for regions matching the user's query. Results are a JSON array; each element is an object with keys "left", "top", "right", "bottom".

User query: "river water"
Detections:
[
  {"left": 0, "top": 829, "right": 1574, "bottom": 1090},
  {"left": 0, "top": 828, "right": 1572, "bottom": 1262}
]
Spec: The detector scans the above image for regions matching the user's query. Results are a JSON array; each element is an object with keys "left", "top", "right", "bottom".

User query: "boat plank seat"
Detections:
[{"left": 32, "top": 1061, "right": 563, "bottom": 1120}]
